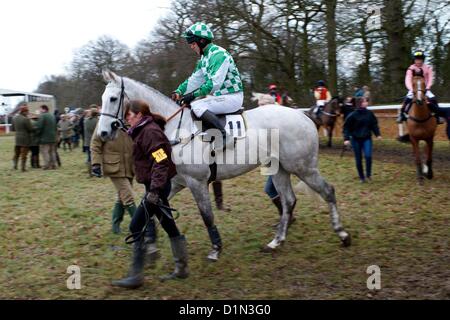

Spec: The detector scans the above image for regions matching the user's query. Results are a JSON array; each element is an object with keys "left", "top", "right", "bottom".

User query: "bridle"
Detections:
[{"left": 100, "top": 77, "right": 128, "bottom": 132}]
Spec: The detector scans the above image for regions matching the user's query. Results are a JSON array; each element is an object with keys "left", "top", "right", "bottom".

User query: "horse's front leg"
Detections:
[
  {"left": 327, "top": 124, "right": 333, "bottom": 148},
  {"left": 425, "top": 138, "right": 434, "bottom": 180},
  {"left": 168, "top": 175, "right": 186, "bottom": 200},
  {"left": 184, "top": 176, "right": 222, "bottom": 261},
  {"left": 411, "top": 138, "right": 424, "bottom": 185}
]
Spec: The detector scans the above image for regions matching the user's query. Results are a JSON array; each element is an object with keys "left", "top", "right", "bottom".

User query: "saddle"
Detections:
[{"left": 190, "top": 109, "right": 247, "bottom": 141}]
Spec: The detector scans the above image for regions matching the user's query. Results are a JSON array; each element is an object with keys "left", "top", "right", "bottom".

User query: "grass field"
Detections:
[{"left": 0, "top": 135, "right": 449, "bottom": 300}]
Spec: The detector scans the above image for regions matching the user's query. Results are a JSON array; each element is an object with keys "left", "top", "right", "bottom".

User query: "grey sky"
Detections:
[{"left": 0, "top": 0, "right": 171, "bottom": 93}]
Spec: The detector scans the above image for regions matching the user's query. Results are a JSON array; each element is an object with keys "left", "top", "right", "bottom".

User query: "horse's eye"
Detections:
[{"left": 110, "top": 97, "right": 118, "bottom": 103}]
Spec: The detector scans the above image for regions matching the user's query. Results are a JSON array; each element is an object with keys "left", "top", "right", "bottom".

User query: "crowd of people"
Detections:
[{"left": 11, "top": 103, "right": 100, "bottom": 172}]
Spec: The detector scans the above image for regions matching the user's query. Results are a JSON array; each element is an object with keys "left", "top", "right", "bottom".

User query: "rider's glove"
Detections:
[
  {"left": 146, "top": 191, "right": 160, "bottom": 205},
  {"left": 91, "top": 164, "right": 102, "bottom": 178},
  {"left": 180, "top": 92, "right": 196, "bottom": 105},
  {"left": 171, "top": 91, "right": 181, "bottom": 102}
]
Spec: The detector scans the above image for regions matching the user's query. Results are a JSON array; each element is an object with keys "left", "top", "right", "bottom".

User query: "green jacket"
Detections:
[
  {"left": 91, "top": 126, "right": 134, "bottom": 179},
  {"left": 30, "top": 119, "right": 40, "bottom": 147},
  {"left": 176, "top": 43, "right": 243, "bottom": 98},
  {"left": 35, "top": 112, "right": 57, "bottom": 144},
  {"left": 13, "top": 113, "right": 33, "bottom": 147},
  {"left": 83, "top": 116, "right": 98, "bottom": 147}
]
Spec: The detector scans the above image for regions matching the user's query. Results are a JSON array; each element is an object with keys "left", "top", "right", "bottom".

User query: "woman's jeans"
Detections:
[
  {"left": 351, "top": 138, "right": 373, "bottom": 181},
  {"left": 264, "top": 176, "right": 279, "bottom": 199}
]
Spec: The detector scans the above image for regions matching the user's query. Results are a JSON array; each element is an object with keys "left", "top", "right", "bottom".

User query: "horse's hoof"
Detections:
[
  {"left": 418, "top": 179, "right": 425, "bottom": 186},
  {"left": 207, "top": 249, "right": 220, "bottom": 262},
  {"left": 260, "top": 245, "right": 276, "bottom": 253},
  {"left": 341, "top": 232, "right": 352, "bottom": 247},
  {"left": 426, "top": 172, "right": 433, "bottom": 180}
]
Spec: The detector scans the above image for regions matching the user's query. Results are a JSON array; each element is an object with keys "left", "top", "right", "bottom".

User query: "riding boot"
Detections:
[
  {"left": 199, "top": 110, "right": 234, "bottom": 150},
  {"left": 124, "top": 203, "right": 137, "bottom": 218},
  {"left": 396, "top": 99, "right": 411, "bottom": 123},
  {"left": 160, "top": 235, "right": 189, "bottom": 281},
  {"left": 143, "top": 216, "right": 160, "bottom": 267},
  {"left": 13, "top": 153, "right": 18, "bottom": 170},
  {"left": 212, "top": 181, "right": 230, "bottom": 212},
  {"left": 111, "top": 201, "right": 125, "bottom": 234},
  {"left": 428, "top": 98, "right": 443, "bottom": 124},
  {"left": 36, "top": 155, "right": 41, "bottom": 168},
  {"left": 111, "top": 241, "right": 146, "bottom": 289}
]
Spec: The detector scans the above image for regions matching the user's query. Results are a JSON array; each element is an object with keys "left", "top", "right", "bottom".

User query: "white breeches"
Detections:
[
  {"left": 316, "top": 100, "right": 327, "bottom": 107},
  {"left": 407, "top": 90, "right": 435, "bottom": 99},
  {"left": 191, "top": 92, "right": 244, "bottom": 117}
]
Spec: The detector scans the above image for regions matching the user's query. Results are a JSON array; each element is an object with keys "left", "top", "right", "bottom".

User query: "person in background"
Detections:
[
  {"left": 83, "top": 106, "right": 99, "bottom": 167},
  {"left": 29, "top": 113, "right": 41, "bottom": 168},
  {"left": 268, "top": 84, "right": 282, "bottom": 105},
  {"left": 35, "top": 105, "right": 58, "bottom": 170},
  {"left": 313, "top": 80, "right": 332, "bottom": 117},
  {"left": 12, "top": 105, "right": 33, "bottom": 172},
  {"left": 362, "top": 85, "right": 371, "bottom": 104},
  {"left": 342, "top": 96, "right": 356, "bottom": 121},
  {"left": 343, "top": 97, "right": 382, "bottom": 183},
  {"left": 397, "top": 50, "right": 444, "bottom": 124},
  {"left": 353, "top": 86, "right": 364, "bottom": 98},
  {"left": 58, "top": 115, "right": 73, "bottom": 151}
]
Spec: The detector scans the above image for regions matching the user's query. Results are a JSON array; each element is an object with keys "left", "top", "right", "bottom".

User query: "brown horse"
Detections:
[
  {"left": 406, "top": 72, "right": 437, "bottom": 184},
  {"left": 307, "top": 97, "right": 341, "bottom": 147}
]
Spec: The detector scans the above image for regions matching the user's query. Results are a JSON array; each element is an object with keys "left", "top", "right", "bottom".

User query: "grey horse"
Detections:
[{"left": 97, "top": 70, "right": 351, "bottom": 261}]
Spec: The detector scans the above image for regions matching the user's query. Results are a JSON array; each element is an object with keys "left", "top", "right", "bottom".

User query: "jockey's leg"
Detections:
[
  {"left": 426, "top": 91, "right": 443, "bottom": 124},
  {"left": 191, "top": 93, "right": 243, "bottom": 150},
  {"left": 397, "top": 93, "right": 413, "bottom": 123}
]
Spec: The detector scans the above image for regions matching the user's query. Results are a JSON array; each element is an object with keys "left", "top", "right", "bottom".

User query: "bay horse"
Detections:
[
  {"left": 97, "top": 70, "right": 351, "bottom": 261},
  {"left": 306, "top": 98, "right": 341, "bottom": 147},
  {"left": 406, "top": 71, "right": 437, "bottom": 184}
]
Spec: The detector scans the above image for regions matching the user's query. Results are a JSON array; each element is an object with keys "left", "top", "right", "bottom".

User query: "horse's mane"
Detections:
[{"left": 125, "top": 77, "right": 176, "bottom": 106}]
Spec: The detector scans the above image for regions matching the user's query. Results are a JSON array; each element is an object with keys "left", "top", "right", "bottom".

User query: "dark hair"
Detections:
[
  {"left": 40, "top": 105, "right": 49, "bottom": 111},
  {"left": 125, "top": 100, "right": 167, "bottom": 130}
]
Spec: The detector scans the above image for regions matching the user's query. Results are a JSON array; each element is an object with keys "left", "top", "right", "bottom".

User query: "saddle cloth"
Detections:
[{"left": 191, "top": 110, "right": 247, "bottom": 140}]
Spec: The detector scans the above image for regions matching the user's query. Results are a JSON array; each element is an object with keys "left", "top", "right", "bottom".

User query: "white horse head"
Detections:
[
  {"left": 97, "top": 69, "right": 126, "bottom": 141},
  {"left": 251, "top": 92, "right": 276, "bottom": 106}
]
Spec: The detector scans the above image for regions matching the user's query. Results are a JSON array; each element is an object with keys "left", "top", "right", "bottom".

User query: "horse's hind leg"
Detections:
[
  {"left": 184, "top": 176, "right": 222, "bottom": 261},
  {"left": 265, "top": 167, "right": 297, "bottom": 250},
  {"left": 296, "top": 169, "right": 351, "bottom": 247},
  {"left": 425, "top": 138, "right": 434, "bottom": 180}
]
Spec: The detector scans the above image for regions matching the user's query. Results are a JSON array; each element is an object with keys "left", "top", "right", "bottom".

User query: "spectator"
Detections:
[
  {"left": 90, "top": 115, "right": 139, "bottom": 235},
  {"left": 12, "top": 105, "right": 33, "bottom": 172},
  {"left": 35, "top": 105, "right": 58, "bottom": 170},
  {"left": 268, "top": 84, "right": 282, "bottom": 105},
  {"left": 363, "top": 85, "right": 371, "bottom": 104},
  {"left": 342, "top": 96, "right": 356, "bottom": 120},
  {"left": 343, "top": 97, "right": 382, "bottom": 183},
  {"left": 29, "top": 113, "right": 41, "bottom": 168},
  {"left": 58, "top": 115, "right": 74, "bottom": 151},
  {"left": 83, "top": 107, "right": 99, "bottom": 166},
  {"left": 353, "top": 86, "right": 364, "bottom": 98}
]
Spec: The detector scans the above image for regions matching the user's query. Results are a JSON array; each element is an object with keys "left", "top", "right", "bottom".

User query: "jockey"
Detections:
[
  {"left": 313, "top": 80, "right": 332, "bottom": 116},
  {"left": 268, "top": 84, "right": 282, "bottom": 105},
  {"left": 172, "top": 22, "right": 244, "bottom": 149},
  {"left": 397, "top": 50, "right": 443, "bottom": 124}
]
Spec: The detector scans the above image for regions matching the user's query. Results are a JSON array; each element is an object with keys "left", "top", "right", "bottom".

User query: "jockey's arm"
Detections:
[
  {"left": 425, "top": 65, "right": 434, "bottom": 90},
  {"left": 194, "top": 51, "right": 231, "bottom": 98},
  {"left": 405, "top": 68, "right": 413, "bottom": 92},
  {"left": 314, "top": 90, "right": 321, "bottom": 101},
  {"left": 175, "top": 60, "right": 205, "bottom": 96},
  {"left": 326, "top": 91, "right": 332, "bottom": 101}
]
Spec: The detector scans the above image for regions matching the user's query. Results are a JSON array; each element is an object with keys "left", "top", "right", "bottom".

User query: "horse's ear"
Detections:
[{"left": 102, "top": 69, "right": 117, "bottom": 83}]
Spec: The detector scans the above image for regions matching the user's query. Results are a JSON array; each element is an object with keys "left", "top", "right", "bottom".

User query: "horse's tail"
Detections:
[
  {"left": 293, "top": 181, "right": 324, "bottom": 203},
  {"left": 397, "top": 134, "right": 411, "bottom": 143}
]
